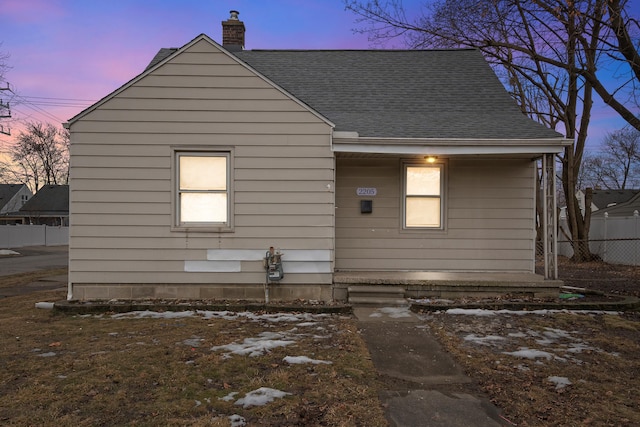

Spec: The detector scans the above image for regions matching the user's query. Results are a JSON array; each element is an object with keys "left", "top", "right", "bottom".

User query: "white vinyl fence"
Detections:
[
  {"left": 558, "top": 211, "right": 640, "bottom": 266},
  {"left": 0, "top": 225, "right": 69, "bottom": 248}
]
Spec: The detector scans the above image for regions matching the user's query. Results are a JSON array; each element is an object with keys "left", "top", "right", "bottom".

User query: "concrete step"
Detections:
[
  {"left": 348, "top": 285, "right": 405, "bottom": 296},
  {"left": 348, "top": 296, "right": 409, "bottom": 307},
  {"left": 348, "top": 286, "right": 407, "bottom": 306}
]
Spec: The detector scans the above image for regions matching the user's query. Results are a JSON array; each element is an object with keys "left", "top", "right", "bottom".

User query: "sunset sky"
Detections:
[{"left": 0, "top": 0, "right": 638, "bottom": 153}]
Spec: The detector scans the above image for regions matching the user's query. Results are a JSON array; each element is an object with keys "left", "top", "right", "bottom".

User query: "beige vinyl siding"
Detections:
[
  {"left": 69, "top": 38, "right": 334, "bottom": 295},
  {"left": 335, "top": 157, "right": 536, "bottom": 272}
]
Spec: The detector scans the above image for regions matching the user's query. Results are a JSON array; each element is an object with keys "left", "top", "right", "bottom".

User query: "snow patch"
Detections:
[
  {"left": 463, "top": 334, "right": 506, "bottom": 346},
  {"left": 447, "top": 308, "right": 497, "bottom": 316},
  {"left": 446, "top": 308, "right": 622, "bottom": 316},
  {"left": 503, "top": 347, "right": 554, "bottom": 360},
  {"left": 219, "top": 392, "right": 239, "bottom": 402},
  {"left": 548, "top": 376, "right": 572, "bottom": 390},
  {"left": 0, "top": 249, "right": 19, "bottom": 256},
  {"left": 181, "top": 336, "right": 204, "bottom": 347},
  {"left": 229, "top": 414, "right": 246, "bottom": 427},
  {"left": 234, "top": 387, "right": 291, "bottom": 408},
  {"left": 211, "top": 331, "right": 296, "bottom": 358},
  {"left": 112, "top": 310, "right": 196, "bottom": 319},
  {"left": 111, "top": 309, "right": 329, "bottom": 324},
  {"left": 283, "top": 355, "right": 332, "bottom": 365}
]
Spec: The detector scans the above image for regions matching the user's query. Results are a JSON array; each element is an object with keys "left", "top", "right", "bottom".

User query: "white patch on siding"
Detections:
[
  {"left": 194, "top": 249, "right": 332, "bottom": 273},
  {"left": 184, "top": 260, "right": 241, "bottom": 272}
]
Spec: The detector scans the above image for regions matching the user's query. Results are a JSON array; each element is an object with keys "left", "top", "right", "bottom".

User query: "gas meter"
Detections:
[{"left": 264, "top": 246, "right": 284, "bottom": 282}]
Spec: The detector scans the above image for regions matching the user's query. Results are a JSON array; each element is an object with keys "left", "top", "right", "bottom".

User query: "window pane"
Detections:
[
  {"left": 406, "top": 166, "right": 440, "bottom": 196},
  {"left": 180, "top": 193, "right": 227, "bottom": 223},
  {"left": 180, "top": 156, "right": 227, "bottom": 190},
  {"left": 406, "top": 197, "right": 441, "bottom": 227}
]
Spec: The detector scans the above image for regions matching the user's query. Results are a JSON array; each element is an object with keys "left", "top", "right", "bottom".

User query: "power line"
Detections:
[
  {"left": 20, "top": 95, "right": 96, "bottom": 102},
  {"left": 12, "top": 93, "right": 66, "bottom": 123},
  {"left": 18, "top": 95, "right": 95, "bottom": 108},
  {"left": 12, "top": 105, "right": 63, "bottom": 124}
]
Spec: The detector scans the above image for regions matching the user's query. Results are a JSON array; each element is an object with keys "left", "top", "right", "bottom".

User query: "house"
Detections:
[
  {"left": 0, "top": 183, "right": 33, "bottom": 224},
  {"left": 592, "top": 189, "right": 639, "bottom": 213},
  {"left": 592, "top": 190, "right": 640, "bottom": 217},
  {"left": 64, "top": 12, "right": 569, "bottom": 302},
  {"left": 19, "top": 185, "right": 69, "bottom": 226},
  {"left": 560, "top": 188, "right": 639, "bottom": 219}
]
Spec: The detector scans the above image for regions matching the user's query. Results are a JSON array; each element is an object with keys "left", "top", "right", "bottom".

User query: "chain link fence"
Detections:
[
  {"left": 549, "top": 238, "right": 640, "bottom": 266},
  {"left": 548, "top": 215, "right": 640, "bottom": 266}
]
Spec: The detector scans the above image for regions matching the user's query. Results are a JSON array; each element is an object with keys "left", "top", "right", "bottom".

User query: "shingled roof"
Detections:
[
  {"left": 143, "top": 43, "right": 562, "bottom": 141},
  {"left": 593, "top": 191, "right": 640, "bottom": 217},
  {"left": 0, "top": 184, "right": 25, "bottom": 212},
  {"left": 19, "top": 185, "right": 69, "bottom": 215},
  {"left": 234, "top": 49, "right": 561, "bottom": 140},
  {"left": 592, "top": 189, "right": 640, "bottom": 210}
]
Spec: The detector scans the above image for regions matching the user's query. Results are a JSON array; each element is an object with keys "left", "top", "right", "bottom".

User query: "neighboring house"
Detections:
[
  {"left": 64, "top": 12, "right": 568, "bottom": 301},
  {"left": 592, "top": 189, "right": 639, "bottom": 213},
  {"left": 19, "top": 185, "right": 69, "bottom": 226},
  {"left": 560, "top": 189, "right": 640, "bottom": 219},
  {"left": 0, "top": 183, "right": 32, "bottom": 215},
  {"left": 592, "top": 191, "right": 640, "bottom": 217}
]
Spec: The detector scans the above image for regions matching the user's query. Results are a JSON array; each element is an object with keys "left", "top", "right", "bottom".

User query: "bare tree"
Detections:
[
  {"left": 345, "top": 0, "right": 639, "bottom": 260},
  {"left": 581, "top": 127, "right": 640, "bottom": 189},
  {"left": 0, "top": 122, "right": 69, "bottom": 191}
]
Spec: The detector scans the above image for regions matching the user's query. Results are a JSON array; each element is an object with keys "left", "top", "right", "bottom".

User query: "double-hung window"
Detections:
[
  {"left": 176, "top": 152, "right": 231, "bottom": 229},
  {"left": 404, "top": 163, "right": 444, "bottom": 229}
]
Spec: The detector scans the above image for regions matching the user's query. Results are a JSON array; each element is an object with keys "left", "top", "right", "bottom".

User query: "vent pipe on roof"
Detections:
[{"left": 222, "top": 10, "right": 245, "bottom": 52}]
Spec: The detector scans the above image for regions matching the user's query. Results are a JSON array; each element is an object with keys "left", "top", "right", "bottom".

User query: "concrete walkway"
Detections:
[{"left": 354, "top": 307, "right": 507, "bottom": 427}]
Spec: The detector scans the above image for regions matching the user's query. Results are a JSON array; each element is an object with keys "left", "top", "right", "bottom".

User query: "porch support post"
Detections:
[{"left": 542, "top": 153, "right": 558, "bottom": 279}]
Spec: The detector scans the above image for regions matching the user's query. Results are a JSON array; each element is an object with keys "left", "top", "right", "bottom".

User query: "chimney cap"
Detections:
[{"left": 229, "top": 10, "right": 240, "bottom": 20}]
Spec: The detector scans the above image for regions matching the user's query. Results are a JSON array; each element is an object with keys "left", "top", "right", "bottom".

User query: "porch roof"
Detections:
[{"left": 331, "top": 133, "right": 571, "bottom": 156}]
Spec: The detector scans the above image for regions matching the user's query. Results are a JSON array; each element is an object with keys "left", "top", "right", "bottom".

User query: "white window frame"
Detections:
[
  {"left": 172, "top": 149, "right": 234, "bottom": 232},
  {"left": 402, "top": 161, "right": 445, "bottom": 230}
]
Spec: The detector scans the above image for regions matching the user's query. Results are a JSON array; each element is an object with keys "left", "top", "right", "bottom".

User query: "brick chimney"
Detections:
[{"left": 222, "top": 10, "right": 245, "bottom": 51}]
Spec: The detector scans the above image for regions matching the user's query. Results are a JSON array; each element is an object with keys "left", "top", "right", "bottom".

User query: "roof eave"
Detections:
[{"left": 332, "top": 134, "right": 571, "bottom": 156}]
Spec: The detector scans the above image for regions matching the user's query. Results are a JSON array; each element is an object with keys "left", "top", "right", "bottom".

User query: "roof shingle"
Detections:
[{"left": 234, "top": 49, "right": 562, "bottom": 139}]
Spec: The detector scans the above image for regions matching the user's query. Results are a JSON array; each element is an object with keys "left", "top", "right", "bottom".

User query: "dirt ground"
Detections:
[{"left": 555, "top": 256, "right": 640, "bottom": 297}]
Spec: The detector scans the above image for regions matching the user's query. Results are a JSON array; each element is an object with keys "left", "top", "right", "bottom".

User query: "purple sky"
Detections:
[{"left": 0, "top": 0, "right": 637, "bottom": 152}]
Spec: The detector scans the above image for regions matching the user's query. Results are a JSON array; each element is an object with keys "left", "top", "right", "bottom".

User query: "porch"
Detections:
[{"left": 333, "top": 271, "right": 562, "bottom": 304}]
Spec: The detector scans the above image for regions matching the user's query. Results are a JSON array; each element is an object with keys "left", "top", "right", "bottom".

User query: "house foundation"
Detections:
[{"left": 334, "top": 271, "right": 562, "bottom": 302}]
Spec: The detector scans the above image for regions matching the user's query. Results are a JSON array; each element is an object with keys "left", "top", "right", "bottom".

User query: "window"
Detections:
[
  {"left": 404, "top": 163, "right": 443, "bottom": 229},
  {"left": 176, "top": 152, "right": 230, "bottom": 227}
]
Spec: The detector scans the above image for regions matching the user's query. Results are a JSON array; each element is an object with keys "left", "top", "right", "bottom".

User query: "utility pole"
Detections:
[{"left": 0, "top": 82, "right": 12, "bottom": 135}]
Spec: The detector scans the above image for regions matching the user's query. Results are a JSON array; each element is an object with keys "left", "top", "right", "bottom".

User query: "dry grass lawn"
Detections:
[
  {"left": 0, "top": 284, "right": 387, "bottom": 426},
  {"left": 422, "top": 308, "right": 640, "bottom": 426},
  {"left": 3, "top": 266, "right": 640, "bottom": 426}
]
